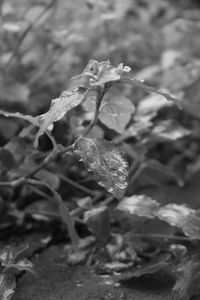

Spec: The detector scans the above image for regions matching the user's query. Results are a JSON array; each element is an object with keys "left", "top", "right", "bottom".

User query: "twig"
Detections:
[
  {"left": 83, "top": 87, "right": 103, "bottom": 137},
  {"left": 59, "top": 173, "right": 98, "bottom": 197},
  {"left": 6, "top": 0, "right": 57, "bottom": 71}
]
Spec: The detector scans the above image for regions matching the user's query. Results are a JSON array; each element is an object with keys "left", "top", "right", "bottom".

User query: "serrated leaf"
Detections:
[
  {"left": 99, "top": 97, "right": 135, "bottom": 133},
  {"left": 34, "top": 88, "right": 87, "bottom": 147},
  {"left": 117, "top": 195, "right": 159, "bottom": 218},
  {"left": 73, "top": 137, "right": 128, "bottom": 199},
  {"left": 84, "top": 206, "right": 110, "bottom": 244},
  {"left": 151, "top": 120, "right": 190, "bottom": 141},
  {"left": 0, "top": 273, "right": 16, "bottom": 300},
  {"left": 157, "top": 204, "right": 200, "bottom": 239},
  {"left": 119, "top": 77, "right": 182, "bottom": 109}
]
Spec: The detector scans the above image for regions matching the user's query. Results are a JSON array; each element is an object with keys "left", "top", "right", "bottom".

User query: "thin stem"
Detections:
[
  {"left": 6, "top": 0, "right": 57, "bottom": 71},
  {"left": 83, "top": 87, "right": 103, "bottom": 137},
  {"left": 59, "top": 173, "right": 97, "bottom": 197}
]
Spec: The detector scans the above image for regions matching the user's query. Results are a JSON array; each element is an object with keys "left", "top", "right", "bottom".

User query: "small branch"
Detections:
[
  {"left": 83, "top": 87, "right": 103, "bottom": 137},
  {"left": 59, "top": 173, "right": 98, "bottom": 197},
  {"left": 6, "top": 0, "right": 57, "bottom": 71}
]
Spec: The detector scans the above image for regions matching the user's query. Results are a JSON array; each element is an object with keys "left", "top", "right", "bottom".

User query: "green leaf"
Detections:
[
  {"left": 99, "top": 97, "right": 135, "bottom": 133},
  {"left": 0, "top": 273, "right": 16, "bottom": 300},
  {"left": 34, "top": 88, "right": 87, "bottom": 147},
  {"left": 119, "top": 77, "right": 182, "bottom": 109},
  {"left": 73, "top": 137, "right": 129, "bottom": 199},
  {"left": 84, "top": 206, "right": 110, "bottom": 244}
]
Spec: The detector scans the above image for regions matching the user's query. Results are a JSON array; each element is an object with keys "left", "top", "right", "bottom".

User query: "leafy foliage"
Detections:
[{"left": 73, "top": 137, "right": 129, "bottom": 199}]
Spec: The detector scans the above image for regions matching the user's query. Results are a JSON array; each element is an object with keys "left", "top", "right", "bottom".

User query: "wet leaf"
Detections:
[
  {"left": 73, "top": 137, "right": 129, "bottom": 199},
  {"left": 151, "top": 120, "right": 190, "bottom": 141},
  {"left": 157, "top": 204, "right": 200, "bottom": 239},
  {"left": 99, "top": 97, "right": 135, "bottom": 133},
  {"left": 117, "top": 195, "right": 160, "bottom": 218},
  {"left": 84, "top": 206, "right": 110, "bottom": 244},
  {"left": 119, "top": 77, "right": 181, "bottom": 109},
  {"left": 0, "top": 272, "right": 16, "bottom": 300},
  {"left": 34, "top": 88, "right": 87, "bottom": 147}
]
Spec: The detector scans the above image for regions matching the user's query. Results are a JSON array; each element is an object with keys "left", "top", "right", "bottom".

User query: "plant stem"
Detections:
[{"left": 83, "top": 87, "right": 103, "bottom": 137}]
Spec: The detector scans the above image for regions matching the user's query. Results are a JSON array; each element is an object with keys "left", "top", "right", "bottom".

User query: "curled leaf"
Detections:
[
  {"left": 72, "top": 60, "right": 131, "bottom": 87},
  {"left": 73, "top": 137, "right": 129, "bottom": 199},
  {"left": 34, "top": 88, "right": 87, "bottom": 147}
]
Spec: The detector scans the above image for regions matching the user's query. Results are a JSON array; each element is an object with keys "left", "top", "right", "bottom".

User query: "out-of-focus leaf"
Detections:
[
  {"left": 136, "top": 94, "right": 173, "bottom": 116},
  {"left": 0, "top": 149, "right": 15, "bottom": 170},
  {"left": 73, "top": 137, "right": 129, "bottom": 199},
  {"left": 172, "top": 258, "right": 200, "bottom": 300},
  {"left": 151, "top": 120, "right": 190, "bottom": 141},
  {"left": 157, "top": 204, "right": 200, "bottom": 239},
  {"left": 99, "top": 96, "right": 135, "bottom": 133},
  {"left": 0, "top": 77, "right": 29, "bottom": 105},
  {"left": 117, "top": 195, "right": 200, "bottom": 239},
  {"left": 119, "top": 77, "right": 181, "bottom": 109},
  {"left": 117, "top": 195, "right": 159, "bottom": 218},
  {"left": 77, "top": 197, "right": 93, "bottom": 210},
  {"left": 117, "top": 253, "right": 171, "bottom": 281},
  {"left": 84, "top": 206, "right": 110, "bottom": 244},
  {"left": 34, "top": 88, "right": 87, "bottom": 147},
  {"left": 0, "top": 272, "right": 16, "bottom": 300}
]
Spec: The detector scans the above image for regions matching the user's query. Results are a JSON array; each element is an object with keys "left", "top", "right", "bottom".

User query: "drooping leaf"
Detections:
[
  {"left": 151, "top": 120, "right": 190, "bottom": 141},
  {"left": 84, "top": 206, "right": 110, "bottom": 244},
  {"left": 0, "top": 272, "right": 16, "bottom": 300},
  {"left": 99, "top": 97, "right": 135, "bottom": 133},
  {"left": 172, "top": 258, "right": 200, "bottom": 300},
  {"left": 73, "top": 137, "right": 129, "bottom": 199},
  {"left": 34, "top": 88, "right": 87, "bottom": 147},
  {"left": 157, "top": 204, "right": 200, "bottom": 239},
  {"left": 119, "top": 77, "right": 181, "bottom": 109},
  {"left": 117, "top": 195, "right": 159, "bottom": 218}
]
